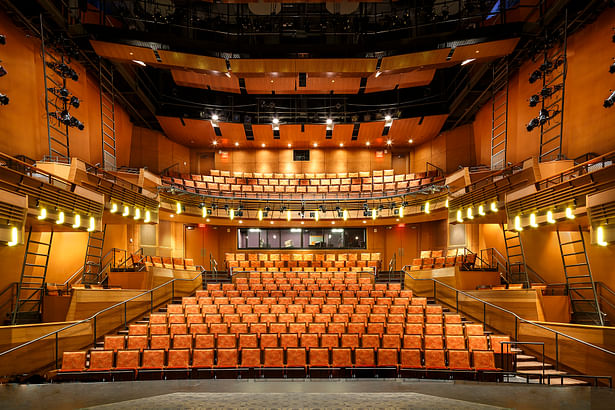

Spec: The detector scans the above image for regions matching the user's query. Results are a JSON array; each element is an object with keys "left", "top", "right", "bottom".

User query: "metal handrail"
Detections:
[
  {"left": 0, "top": 268, "right": 205, "bottom": 368},
  {"left": 463, "top": 157, "right": 531, "bottom": 194},
  {"left": 401, "top": 265, "right": 615, "bottom": 361},
  {"left": 535, "top": 150, "right": 615, "bottom": 191},
  {"left": 0, "top": 282, "right": 17, "bottom": 317}
]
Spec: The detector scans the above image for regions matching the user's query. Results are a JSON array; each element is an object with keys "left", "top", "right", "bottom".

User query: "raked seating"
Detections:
[
  {"left": 161, "top": 169, "right": 444, "bottom": 198},
  {"left": 225, "top": 252, "right": 381, "bottom": 273},
  {"left": 56, "top": 275, "right": 505, "bottom": 381}
]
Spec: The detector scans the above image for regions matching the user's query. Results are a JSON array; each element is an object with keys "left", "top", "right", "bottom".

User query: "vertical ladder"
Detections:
[
  {"left": 41, "top": 18, "right": 70, "bottom": 162},
  {"left": 99, "top": 59, "right": 117, "bottom": 171},
  {"left": 556, "top": 227, "right": 604, "bottom": 326},
  {"left": 539, "top": 16, "right": 567, "bottom": 162},
  {"left": 11, "top": 228, "right": 54, "bottom": 325},
  {"left": 82, "top": 224, "right": 107, "bottom": 285},
  {"left": 501, "top": 225, "right": 530, "bottom": 288},
  {"left": 490, "top": 59, "right": 509, "bottom": 170}
]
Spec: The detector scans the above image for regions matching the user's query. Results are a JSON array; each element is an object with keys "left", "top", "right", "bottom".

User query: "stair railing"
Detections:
[
  {"left": 401, "top": 264, "right": 615, "bottom": 385},
  {"left": 0, "top": 282, "right": 18, "bottom": 323}
]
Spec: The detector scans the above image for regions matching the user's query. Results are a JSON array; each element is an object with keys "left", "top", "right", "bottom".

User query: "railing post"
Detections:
[
  {"left": 555, "top": 333, "right": 559, "bottom": 370},
  {"left": 483, "top": 303, "right": 486, "bottom": 325},
  {"left": 433, "top": 281, "right": 436, "bottom": 300},
  {"left": 124, "top": 302, "right": 127, "bottom": 328},
  {"left": 456, "top": 290, "right": 459, "bottom": 312},
  {"left": 93, "top": 316, "right": 97, "bottom": 344},
  {"left": 515, "top": 317, "right": 518, "bottom": 341},
  {"left": 172, "top": 281, "right": 175, "bottom": 300},
  {"left": 150, "top": 291, "right": 153, "bottom": 313},
  {"left": 55, "top": 332, "right": 59, "bottom": 369}
]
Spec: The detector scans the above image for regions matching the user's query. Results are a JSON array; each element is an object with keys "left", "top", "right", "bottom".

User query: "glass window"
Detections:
[{"left": 237, "top": 228, "right": 366, "bottom": 249}]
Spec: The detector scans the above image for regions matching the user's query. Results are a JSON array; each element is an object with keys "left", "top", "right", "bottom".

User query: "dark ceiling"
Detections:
[{"left": 0, "top": 0, "right": 609, "bottom": 136}]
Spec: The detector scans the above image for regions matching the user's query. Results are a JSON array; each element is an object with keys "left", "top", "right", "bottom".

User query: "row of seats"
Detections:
[
  {"left": 410, "top": 253, "right": 476, "bottom": 271},
  {"left": 131, "top": 254, "right": 198, "bottom": 271},
  {"left": 191, "top": 288, "right": 401, "bottom": 297},
  {"left": 61, "top": 347, "right": 498, "bottom": 376},
  {"left": 207, "top": 169, "right": 432, "bottom": 180},
  {"left": 105, "top": 332, "right": 508, "bottom": 352},
  {"left": 226, "top": 252, "right": 381, "bottom": 262},
  {"left": 235, "top": 270, "right": 378, "bottom": 279},
  {"left": 229, "top": 263, "right": 379, "bottom": 271}
]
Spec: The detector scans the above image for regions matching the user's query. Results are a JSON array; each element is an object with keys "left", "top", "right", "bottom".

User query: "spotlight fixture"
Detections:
[
  {"left": 326, "top": 118, "right": 333, "bottom": 125},
  {"left": 122, "top": 205, "right": 130, "bottom": 217},
  {"left": 610, "top": 62, "right": 615, "bottom": 74},
  {"left": 343, "top": 209, "right": 349, "bottom": 221},
  {"left": 529, "top": 69, "right": 542, "bottom": 84},
  {"left": 0, "top": 65, "right": 7, "bottom": 77},
  {"left": 50, "top": 110, "right": 84, "bottom": 130},
  {"left": 176, "top": 202, "right": 182, "bottom": 215},
  {"left": 0, "top": 93, "right": 8, "bottom": 105},
  {"left": 132, "top": 60, "right": 146, "bottom": 67},
  {"left": 212, "top": 114, "right": 219, "bottom": 121},
  {"left": 538, "top": 108, "right": 550, "bottom": 125},
  {"left": 526, "top": 117, "right": 540, "bottom": 132},
  {"left": 46, "top": 62, "right": 78, "bottom": 81},
  {"left": 258, "top": 209, "right": 263, "bottom": 221},
  {"left": 445, "top": 199, "right": 449, "bottom": 208},
  {"left": 529, "top": 95, "right": 540, "bottom": 107},
  {"left": 399, "top": 205, "right": 404, "bottom": 218},
  {"left": 314, "top": 210, "right": 319, "bottom": 222},
  {"left": 134, "top": 208, "right": 141, "bottom": 220},
  {"left": 604, "top": 90, "right": 615, "bottom": 108},
  {"left": 466, "top": 207, "right": 473, "bottom": 220},
  {"left": 272, "top": 118, "right": 279, "bottom": 124},
  {"left": 371, "top": 209, "right": 377, "bottom": 220}
]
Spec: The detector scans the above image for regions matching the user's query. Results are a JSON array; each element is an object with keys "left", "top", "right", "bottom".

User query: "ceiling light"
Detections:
[
  {"left": 604, "top": 90, "right": 615, "bottom": 108},
  {"left": 87, "top": 217, "right": 96, "bottom": 232},
  {"left": 110, "top": 202, "right": 118, "bottom": 213},
  {"left": 212, "top": 140, "right": 218, "bottom": 146},
  {"left": 408, "top": 139, "right": 413, "bottom": 143},
  {"left": 546, "top": 210, "right": 555, "bottom": 224},
  {"left": 597, "top": 226, "right": 608, "bottom": 246},
  {"left": 339, "top": 143, "right": 344, "bottom": 147},
  {"left": 132, "top": 60, "right": 146, "bottom": 67},
  {"left": 529, "top": 212, "right": 539, "bottom": 228},
  {"left": 386, "top": 140, "right": 392, "bottom": 145},
  {"left": 362, "top": 220, "right": 366, "bottom": 224},
  {"left": 326, "top": 118, "right": 333, "bottom": 125},
  {"left": 212, "top": 114, "right": 219, "bottom": 121},
  {"left": 366, "top": 142, "right": 370, "bottom": 146},
  {"left": 123, "top": 205, "right": 130, "bottom": 217},
  {"left": 234, "top": 142, "right": 239, "bottom": 146},
  {"left": 514, "top": 215, "right": 523, "bottom": 231},
  {"left": 384, "top": 115, "right": 391, "bottom": 122},
  {"left": 238, "top": 220, "right": 243, "bottom": 224},
  {"left": 72, "top": 214, "right": 80, "bottom": 229},
  {"left": 313, "top": 143, "right": 318, "bottom": 148},
  {"left": 466, "top": 207, "right": 474, "bottom": 220},
  {"left": 461, "top": 58, "right": 476, "bottom": 66},
  {"left": 261, "top": 143, "right": 266, "bottom": 148},
  {"left": 273, "top": 118, "right": 279, "bottom": 124},
  {"left": 7, "top": 227, "right": 18, "bottom": 246},
  {"left": 331, "top": 79, "right": 335, "bottom": 83},
  {"left": 331, "top": 221, "right": 335, "bottom": 225},
  {"left": 288, "top": 143, "right": 292, "bottom": 148},
  {"left": 270, "top": 220, "right": 274, "bottom": 225}
]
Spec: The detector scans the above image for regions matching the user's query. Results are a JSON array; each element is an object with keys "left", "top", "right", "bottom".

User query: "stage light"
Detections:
[
  {"left": 538, "top": 108, "right": 550, "bottom": 125},
  {"left": 490, "top": 202, "right": 498, "bottom": 213},
  {"left": 343, "top": 209, "right": 349, "bottom": 221},
  {"left": 287, "top": 143, "right": 291, "bottom": 148},
  {"left": 340, "top": 143, "right": 344, "bottom": 147},
  {"left": 529, "top": 95, "right": 540, "bottom": 107},
  {"left": 229, "top": 209, "right": 235, "bottom": 220},
  {"left": 386, "top": 140, "right": 392, "bottom": 145},
  {"left": 526, "top": 117, "right": 539, "bottom": 132},
  {"left": 408, "top": 139, "right": 413, "bottom": 143},
  {"left": 0, "top": 93, "right": 9, "bottom": 105},
  {"left": 456, "top": 210, "right": 463, "bottom": 223},
  {"left": 514, "top": 215, "right": 523, "bottom": 231},
  {"left": 466, "top": 207, "right": 474, "bottom": 220},
  {"left": 399, "top": 205, "right": 404, "bottom": 218},
  {"left": 424, "top": 201, "right": 430, "bottom": 214},
  {"left": 0, "top": 35, "right": 5, "bottom": 45},
  {"left": 529, "top": 213, "right": 538, "bottom": 228},
  {"left": 122, "top": 205, "right": 130, "bottom": 217},
  {"left": 212, "top": 114, "right": 219, "bottom": 121},
  {"left": 610, "top": 62, "right": 615, "bottom": 74},
  {"left": 69, "top": 96, "right": 80, "bottom": 108},
  {"left": 597, "top": 226, "right": 608, "bottom": 246},
  {"left": 445, "top": 199, "right": 449, "bottom": 208},
  {"left": 72, "top": 214, "right": 80, "bottom": 228},
  {"left": 287, "top": 210, "right": 292, "bottom": 221},
  {"left": 272, "top": 118, "right": 279, "bottom": 124},
  {"left": 110, "top": 203, "right": 118, "bottom": 213},
  {"left": 529, "top": 69, "right": 542, "bottom": 84},
  {"left": 46, "top": 62, "right": 78, "bottom": 81},
  {"left": 326, "top": 118, "right": 333, "bottom": 125},
  {"left": 134, "top": 208, "right": 141, "bottom": 220},
  {"left": 478, "top": 205, "right": 485, "bottom": 216},
  {"left": 314, "top": 210, "right": 319, "bottom": 222},
  {"left": 372, "top": 209, "right": 377, "bottom": 220},
  {"left": 384, "top": 115, "right": 391, "bottom": 122},
  {"left": 7, "top": 227, "right": 17, "bottom": 246},
  {"left": 56, "top": 211, "right": 64, "bottom": 224},
  {"left": 88, "top": 217, "right": 96, "bottom": 232},
  {"left": 144, "top": 210, "right": 151, "bottom": 223},
  {"left": 546, "top": 210, "right": 556, "bottom": 224},
  {"left": 0, "top": 65, "right": 7, "bottom": 77},
  {"left": 313, "top": 143, "right": 318, "bottom": 148},
  {"left": 258, "top": 209, "right": 263, "bottom": 221},
  {"left": 604, "top": 90, "right": 615, "bottom": 108},
  {"left": 38, "top": 207, "right": 47, "bottom": 220},
  {"left": 565, "top": 207, "right": 575, "bottom": 219},
  {"left": 212, "top": 141, "right": 218, "bottom": 146},
  {"left": 176, "top": 202, "right": 182, "bottom": 215}
]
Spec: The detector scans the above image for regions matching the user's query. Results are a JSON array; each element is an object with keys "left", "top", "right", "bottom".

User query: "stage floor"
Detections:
[{"left": 1, "top": 378, "right": 613, "bottom": 409}]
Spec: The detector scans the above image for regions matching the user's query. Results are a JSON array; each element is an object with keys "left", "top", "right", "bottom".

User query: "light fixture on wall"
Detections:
[
  {"left": 229, "top": 209, "right": 235, "bottom": 220},
  {"left": 546, "top": 210, "right": 556, "bottom": 224},
  {"left": 514, "top": 215, "right": 523, "bottom": 231},
  {"left": 7, "top": 227, "right": 18, "bottom": 247},
  {"left": 134, "top": 208, "right": 141, "bottom": 220},
  {"left": 529, "top": 213, "right": 538, "bottom": 228},
  {"left": 110, "top": 203, "right": 118, "bottom": 213},
  {"left": 565, "top": 206, "right": 575, "bottom": 219},
  {"left": 399, "top": 205, "right": 404, "bottom": 218},
  {"left": 597, "top": 226, "right": 608, "bottom": 246},
  {"left": 490, "top": 201, "right": 498, "bottom": 213},
  {"left": 87, "top": 217, "right": 96, "bottom": 232},
  {"left": 478, "top": 205, "right": 485, "bottom": 216},
  {"left": 176, "top": 202, "right": 182, "bottom": 215},
  {"left": 56, "top": 211, "right": 65, "bottom": 225},
  {"left": 343, "top": 209, "right": 349, "bottom": 221},
  {"left": 372, "top": 208, "right": 377, "bottom": 220},
  {"left": 144, "top": 210, "right": 151, "bottom": 223},
  {"left": 466, "top": 207, "right": 473, "bottom": 220},
  {"left": 314, "top": 210, "right": 319, "bottom": 222},
  {"left": 456, "top": 209, "right": 463, "bottom": 223},
  {"left": 424, "top": 201, "right": 430, "bottom": 214},
  {"left": 445, "top": 199, "right": 449, "bottom": 208},
  {"left": 287, "top": 210, "right": 292, "bottom": 222},
  {"left": 123, "top": 205, "right": 130, "bottom": 217},
  {"left": 37, "top": 207, "right": 47, "bottom": 220},
  {"left": 72, "top": 214, "right": 80, "bottom": 229}
]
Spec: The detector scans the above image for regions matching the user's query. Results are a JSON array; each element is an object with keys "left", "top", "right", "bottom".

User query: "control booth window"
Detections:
[{"left": 238, "top": 228, "right": 366, "bottom": 249}]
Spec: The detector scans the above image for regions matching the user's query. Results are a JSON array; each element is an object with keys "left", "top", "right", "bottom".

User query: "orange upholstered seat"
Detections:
[
  {"left": 60, "top": 351, "right": 86, "bottom": 372},
  {"left": 88, "top": 350, "right": 114, "bottom": 371}
]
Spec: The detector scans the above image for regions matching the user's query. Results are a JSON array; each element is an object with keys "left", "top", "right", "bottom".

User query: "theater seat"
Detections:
[{"left": 60, "top": 351, "right": 86, "bottom": 372}]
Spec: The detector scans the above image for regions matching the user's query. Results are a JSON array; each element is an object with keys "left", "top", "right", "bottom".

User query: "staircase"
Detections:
[
  {"left": 501, "top": 225, "right": 530, "bottom": 288},
  {"left": 556, "top": 227, "right": 604, "bottom": 326},
  {"left": 82, "top": 225, "right": 107, "bottom": 285},
  {"left": 513, "top": 349, "right": 588, "bottom": 386},
  {"left": 11, "top": 228, "right": 54, "bottom": 325}
]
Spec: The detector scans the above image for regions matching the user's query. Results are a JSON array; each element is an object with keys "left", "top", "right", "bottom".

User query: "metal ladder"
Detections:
[
  {"left": 538, "top": 16, "right": 567, "bottom": 163},
  {"left": 490, "top": 59, "right": 509, "bottom": 170},
  {"left": 82, "top": 224, "right": 107, "bottom": 285},
  {"left": 40, "top": 18, "right": 70, "bottom": 162},
  {"left": 11, "top": 228, "right": 54, "bottom": 324},
  {"left": 501, "top": 224, "right": 530, "bottom": 288},
  {"left": 556, "top": 227, "right": 604, "bottom": 326},
  {"left": 99, "top": 59, "right": 117, "bottom": 171}
]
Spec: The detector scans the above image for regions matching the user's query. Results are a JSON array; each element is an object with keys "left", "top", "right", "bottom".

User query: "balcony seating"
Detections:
[
  {"left": 225, "top": 252, "right": 381, "bottom": 273},
  {"left": 141, "top": 256, "right": 199, "bottom": 271},
  {"left": 410, "top": 249, "right": 476, "bottom": 271},
  {"left": 162, "top": 169, "right": 443, "bottom": 199}
]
